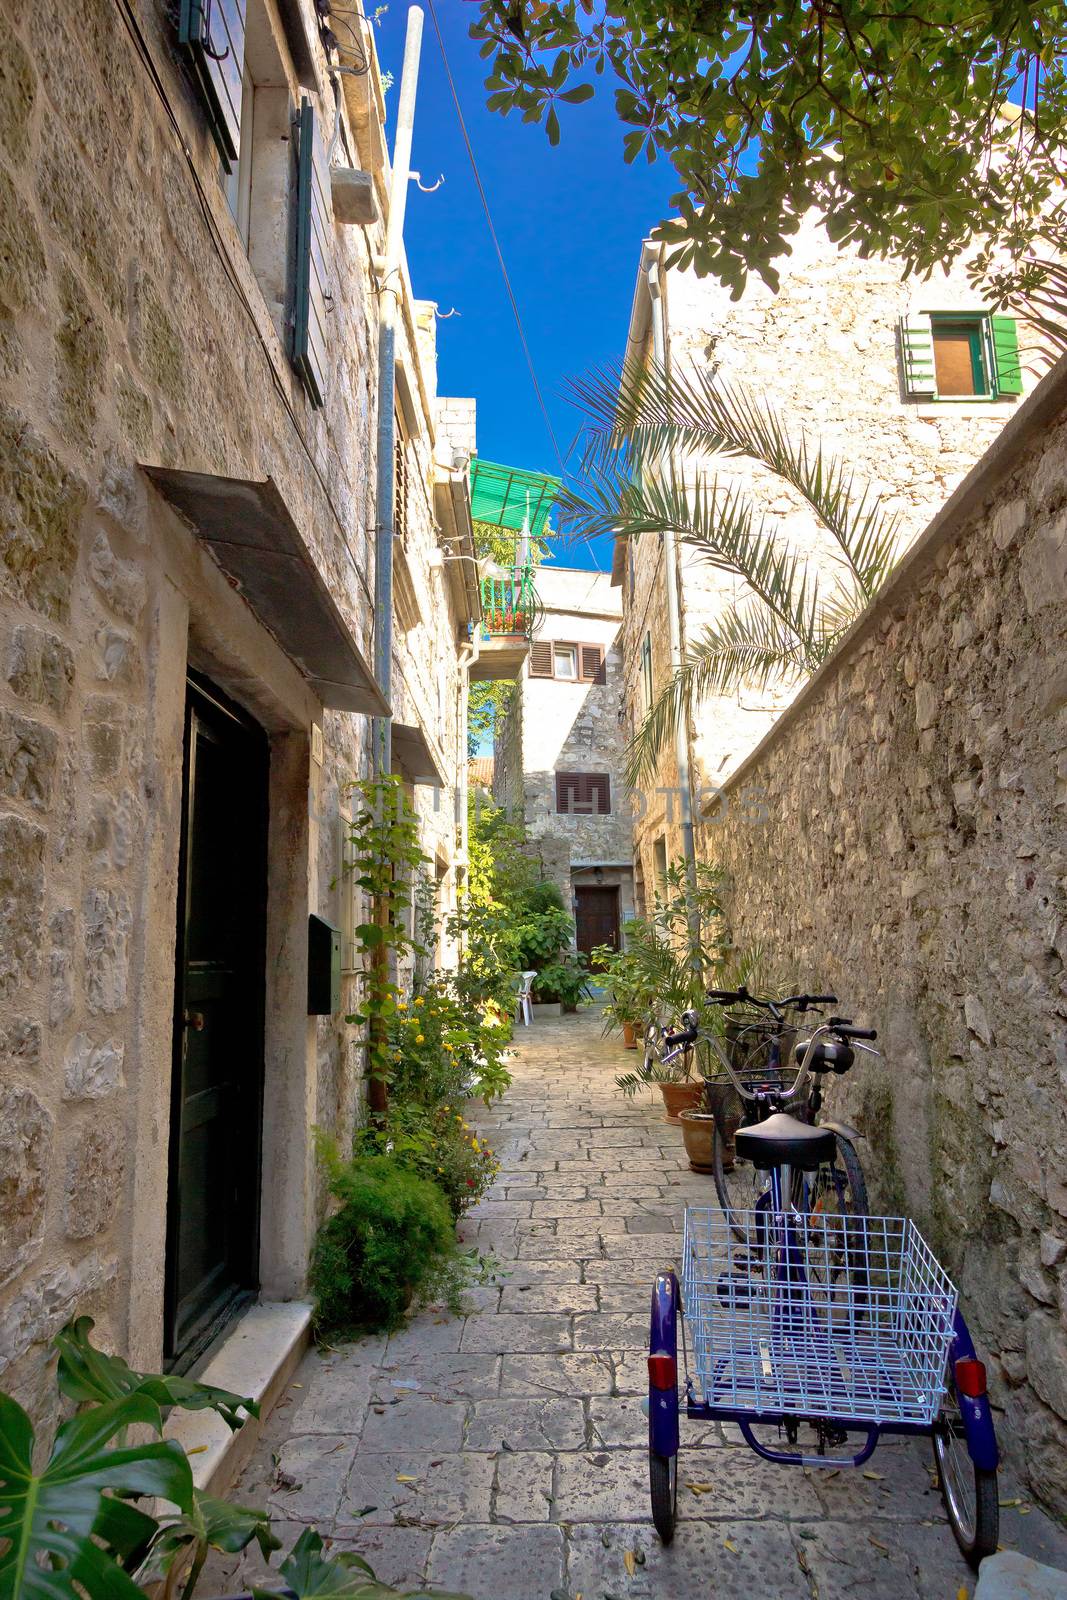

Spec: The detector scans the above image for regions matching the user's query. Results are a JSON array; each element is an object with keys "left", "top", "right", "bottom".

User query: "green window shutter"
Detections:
[
  {"left": 899, "top": 314, "right": 936, "bottom": 397},
  {"left": 179, "top": 0, "right": 247, "bottom": 172},
  {"left": 990, "top": 316, "right": 1023, "bottom": 395},
  {"left": 289, "top": 98, "right": 332, "bottom": 409}
]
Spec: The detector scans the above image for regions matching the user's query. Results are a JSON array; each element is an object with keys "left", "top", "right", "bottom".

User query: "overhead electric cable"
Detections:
[{"left": 424, "top": 0, "right": 566, "bottom": 482}]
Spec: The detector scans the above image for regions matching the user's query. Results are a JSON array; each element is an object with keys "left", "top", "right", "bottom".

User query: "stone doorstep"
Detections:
[{"left": 163, "top": 1299, "right": 313, "bottom": 1498}]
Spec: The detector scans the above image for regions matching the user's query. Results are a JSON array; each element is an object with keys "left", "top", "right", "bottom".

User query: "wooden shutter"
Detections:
[
  {"left": 179, "top": 0, "right": 247, "bottom": 171},
  {"left": 290, "top": 98, "right": 332, "bottom": 409},
  {"left": 394, "top": 419, "right": 408, "bottom": 542},
  {"left": 580, "top": 644, "right": 606, "bottom": 685},
  {"left": 555, "top": 771, "right": 611, "bottom": 815},
  {"left": 529, "top": 640, "right": 553, "bottom": 677},
  {"left": 990, "top": 317, "right": 1023, "bottom": 395},
  {"left": 899, "top": 314, "right": 936, "bottom": 397}
]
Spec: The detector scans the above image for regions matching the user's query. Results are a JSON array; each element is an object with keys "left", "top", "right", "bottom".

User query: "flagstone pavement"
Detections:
[{"left": 205, "top": 1007, "right": 1067, "bottom": 1600}]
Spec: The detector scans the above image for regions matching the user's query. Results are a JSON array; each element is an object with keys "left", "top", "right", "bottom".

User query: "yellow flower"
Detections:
[
  {"left": 414, "top": 996, "right": 425, "bottom": 1007},
  {"left": 471, "top": 1138, "right": 480, "bottom": 1152},
  {"left": 415, "top": 1034, "right": 425, "bottom": 1045},
  {"left": 397, "top": 1000, "right": 407, "bottom": 1011}
]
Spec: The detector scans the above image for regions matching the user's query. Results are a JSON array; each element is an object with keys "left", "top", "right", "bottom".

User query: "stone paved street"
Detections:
[{"left": 207, "top": 1009, "right": 1067, "bottom": 1599}]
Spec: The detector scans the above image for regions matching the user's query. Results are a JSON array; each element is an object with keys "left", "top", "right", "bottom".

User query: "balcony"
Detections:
[
  {"left": 469, "top": 563, "right": 542, "bottom": 680},
  {"left": 467, "top": 456, "right": 557, "bottom": 682}
]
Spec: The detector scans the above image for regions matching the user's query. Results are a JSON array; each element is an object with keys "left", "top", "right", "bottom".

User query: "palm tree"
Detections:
[{"left": 558, "top": 359, "right": 902, "bottom": 786}]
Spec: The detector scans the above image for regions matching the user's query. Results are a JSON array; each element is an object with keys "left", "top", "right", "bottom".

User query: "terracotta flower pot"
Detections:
[
  {"left": 622, "top": 1021, "right": 638, "bottom": 1049},
  {"left": 678, "top": 1108, "right": 718, "bottom": 1173},
  {"left": 659, "top": 1080, "right": 705, "bottom": 1122}
]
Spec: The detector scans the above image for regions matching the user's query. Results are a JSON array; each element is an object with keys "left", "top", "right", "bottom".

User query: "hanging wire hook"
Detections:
[{"left": 410, "top": 171, "right": 445, "bottom": 193}]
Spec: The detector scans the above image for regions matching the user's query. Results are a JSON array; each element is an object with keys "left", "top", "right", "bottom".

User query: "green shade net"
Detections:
[{"left": 469, "top": 458, "right": 560, "bottom": 538}]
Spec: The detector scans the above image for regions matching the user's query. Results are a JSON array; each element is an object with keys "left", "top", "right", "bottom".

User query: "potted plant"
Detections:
[{"left": 532, "top": 953, "right": 591, "bottom": 1013}]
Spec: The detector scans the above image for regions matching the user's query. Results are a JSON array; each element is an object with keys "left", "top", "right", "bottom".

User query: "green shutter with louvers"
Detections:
[
  {"left": 179, "top": 0, "right": 246, "bottom": 171},
  {"left": 899, "top": 314, "right": 936, "bottom": 397},
  {"left": 289, "top": 98, "right": 332, "bottom": 409},
  {"left": 990, "top": 317, "right": 1023, "bottom": 395}
]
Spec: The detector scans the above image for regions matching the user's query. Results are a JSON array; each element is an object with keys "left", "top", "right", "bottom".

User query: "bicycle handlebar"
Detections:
[{"left": 705, "top": 986, "right": 838, "bottom": 1014}]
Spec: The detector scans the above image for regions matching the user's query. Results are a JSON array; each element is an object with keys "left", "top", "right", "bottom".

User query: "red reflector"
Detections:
[
  {"left": 648, "top": 1352, "right": 677, "bottom": 1390},
  {"left": 955, "top": 1357, "right": 987, "bottom": 1398}
]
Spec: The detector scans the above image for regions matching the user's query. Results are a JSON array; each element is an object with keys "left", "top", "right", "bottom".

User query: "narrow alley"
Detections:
[{"left": 202, "top": 1009, "right": 1067, "bottom": 1600}]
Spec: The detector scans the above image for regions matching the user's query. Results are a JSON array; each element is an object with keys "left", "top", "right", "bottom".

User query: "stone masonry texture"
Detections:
[
  {"left": 0, "top": 0, "right": 474, "bottom": 1426},
  {"left": 204, "top": 1009, "right": 1067, "bottom": 1600},
  {"left": 709, "top": 363, "right": 1067, "bottom": 1518},
  {"left": 623, "top": 216, "right": 1045, "bottom": 900}
]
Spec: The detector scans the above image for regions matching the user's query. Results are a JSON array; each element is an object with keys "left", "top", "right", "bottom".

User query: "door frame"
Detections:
[{"left": 164, "top": 670, "right": 270, "bottom": 1371}]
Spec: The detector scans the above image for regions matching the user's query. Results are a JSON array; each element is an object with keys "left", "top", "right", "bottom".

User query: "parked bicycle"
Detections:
[
  {"left": 664, "top": 989, "right": 869, "bottom": 1252},
  {"left": 646, "top": 1004, "right": 1000, "bottom": 1568}
]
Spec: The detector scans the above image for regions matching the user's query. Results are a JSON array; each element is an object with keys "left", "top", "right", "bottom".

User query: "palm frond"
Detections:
[
  {"left": 566, "top": 360, "right": 901, "bottom": 598},
  {"left": 624, "top": 603, "right": 830, "bottom": 789}
]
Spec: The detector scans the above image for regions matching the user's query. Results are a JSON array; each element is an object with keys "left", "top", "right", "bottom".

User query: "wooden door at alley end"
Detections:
[
  {"left": 165, "top": 674, "right": 269, "bottom": 1368},
  {"left": 575, "top": 886, "right": 621, "bottom": 968}
]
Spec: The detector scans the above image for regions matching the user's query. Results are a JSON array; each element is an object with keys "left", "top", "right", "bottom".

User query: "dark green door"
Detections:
[{"left": 165, "top": 674, "right": 268, "bottom": 1367}]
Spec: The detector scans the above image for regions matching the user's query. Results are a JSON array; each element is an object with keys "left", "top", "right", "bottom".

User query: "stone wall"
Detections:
[
  {"left": 707, "top": 358, "right": 1067, "bottom": 1514},
  {"left": 0, "top": 0, "right": 472, "bottom": 1420},
  {"left": 622, "top": 218, "right": 1047, "bottom": 886}
]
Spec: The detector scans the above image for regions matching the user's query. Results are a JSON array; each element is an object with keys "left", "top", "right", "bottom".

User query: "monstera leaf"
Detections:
[
  {"left": 0, "top": 1390, "right": 192, "bottom": 1600},
  {"left": 55, "top": 1318, "right": 256, "bottom": 1432},
  {"left": 255, "top": 1529, "right": 473, "bottom": 1599}
]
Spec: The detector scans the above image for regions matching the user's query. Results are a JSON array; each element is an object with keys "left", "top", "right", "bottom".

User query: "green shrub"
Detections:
[
  {"left": 310, "top": 1148, "right": 463, "bottom": 1335},
  {"left": 388, "top": 980, "right": 512, "bottom": 1106},
  {"left": 524, "top": 879, "right": 566, "bottom": 913},
  {"left": 357, "top": 1101, "right": 500, "bottom": 1219}
]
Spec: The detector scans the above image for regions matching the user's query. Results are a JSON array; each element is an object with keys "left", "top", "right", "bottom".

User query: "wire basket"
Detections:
[{"left": 682, "top": 1207, "right": 957, "bottom": 1425}]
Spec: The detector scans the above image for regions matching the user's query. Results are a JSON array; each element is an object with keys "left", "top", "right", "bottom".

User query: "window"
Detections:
[
  {"left": 554, "top": 643, "right": 577, "bottom": 680},
  {"left": 899, "top": 313, "right": 1023, "bottom": 401},
  {"left": 653, "top": 835, "right": 668, "bottom": 897},
  {"left": 640, "top": 632, "right": 654, "bottom": 714},
  {"left": 224, "top": 56, "right": 255, "bottom": 244},
  {"left": 289, "top": 96, "right": 332, "bottom": 408},
  {"left": 556, "top": 771, "right": 611, "bottom": 816},
  {"left": 529, "top": 641, "right": 606, "bottom": 682}
]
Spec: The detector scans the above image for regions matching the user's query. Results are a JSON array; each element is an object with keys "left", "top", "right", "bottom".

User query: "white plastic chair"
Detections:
[{"left": 515, "top": 969, "right": 536, "bottom": 1026}]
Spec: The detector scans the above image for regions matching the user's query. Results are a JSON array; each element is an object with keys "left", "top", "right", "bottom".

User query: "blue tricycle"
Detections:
[{"left": 646, "top": 998, "right": 1000, "bottom": 1569}]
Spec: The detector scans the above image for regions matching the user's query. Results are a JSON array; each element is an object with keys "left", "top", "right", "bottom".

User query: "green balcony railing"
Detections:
[{"left": 480, "top": 565, "right": 541, "bottom": 641}]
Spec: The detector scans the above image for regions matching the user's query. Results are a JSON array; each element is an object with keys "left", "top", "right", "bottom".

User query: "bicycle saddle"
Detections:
[{"left": 734, "top": 1113, "right": 836, "bottom": 1172}]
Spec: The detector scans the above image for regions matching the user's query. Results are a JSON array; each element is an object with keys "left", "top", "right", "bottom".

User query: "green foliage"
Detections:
[
  {"left": 310, "top": 1149, "right": 467, "bottom": 1335},
  {"left": 387, "top": 981, "right": 512, "bottom": 1107},
  {"left": 0, "top": 1390, "right": 193, "bottom": 1600},
  {"left": 561, "top": 363, "right": 901, "bottom": 786},
  {"left": 523, "top": 879, "right": 566, "bottom": 914},
  {"left": 531, "top": 954, "right": 591, "bottom": 1007},
  {"left": 0, "top": 1322, "right": 470, "bottom": 1600},
  {"left": 467, "top": 679, "right": 514, "bottom": 757},
  {"left": 356, "top": 1101, "right": 500, "bottom": 1220},
  {"left": 470, "top": 1, "right": 1067, "bottom": 340},
  {"left": 256, "top": 1527, "right": 471, "bottom": 1599},
  {"left": 54, "top": 1316, "right": 256, "bottom": 1433},
  {"left": 341, "top": 775, "right": 429, "bottom": 1088}
]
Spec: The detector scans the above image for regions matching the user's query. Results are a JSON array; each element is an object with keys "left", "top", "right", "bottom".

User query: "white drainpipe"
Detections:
[{"left": 372, "top": 5, "right": 423, "bottom": 774}]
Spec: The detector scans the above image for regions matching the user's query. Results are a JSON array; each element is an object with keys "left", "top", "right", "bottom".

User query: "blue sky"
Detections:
[{"left": 376, "top": 4, "right": 675, "bottom": 572}]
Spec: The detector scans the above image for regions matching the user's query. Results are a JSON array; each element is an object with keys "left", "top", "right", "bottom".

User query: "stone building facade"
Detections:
[
  {"left": 0, "top": 0, "right": 478, "bottom": 1471},
  {"left": 707, "top": 356, "right": 1067, "bottom": 1517},
  {"left": 494, "top": 567, "right": 635, "bottom": 959},
  {"left": 617, "top": 222, "right": 1043, "bottom": 891}
]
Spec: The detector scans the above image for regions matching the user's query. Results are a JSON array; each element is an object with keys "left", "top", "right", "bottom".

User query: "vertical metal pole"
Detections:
[
  {"left": 646, "top": 257, "right": 700, "bottom": 966},
  {"left": 372, "top": 5, "right": 424, "bottom": 776}
]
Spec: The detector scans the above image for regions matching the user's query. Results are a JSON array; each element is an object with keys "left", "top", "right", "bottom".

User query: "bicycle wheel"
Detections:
[
  {"left": 713, "top": 1113, "right": 768, "bottom": 1244},
  {"left": 649, "top": 1449, "right": 677, "bottom": 1543},
  {"left": 933, "top": 1365, "right": 999, "bottom": 1567},
  {"left": 806, "top": 1134, "right": 869, "bottom": 1307}
]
